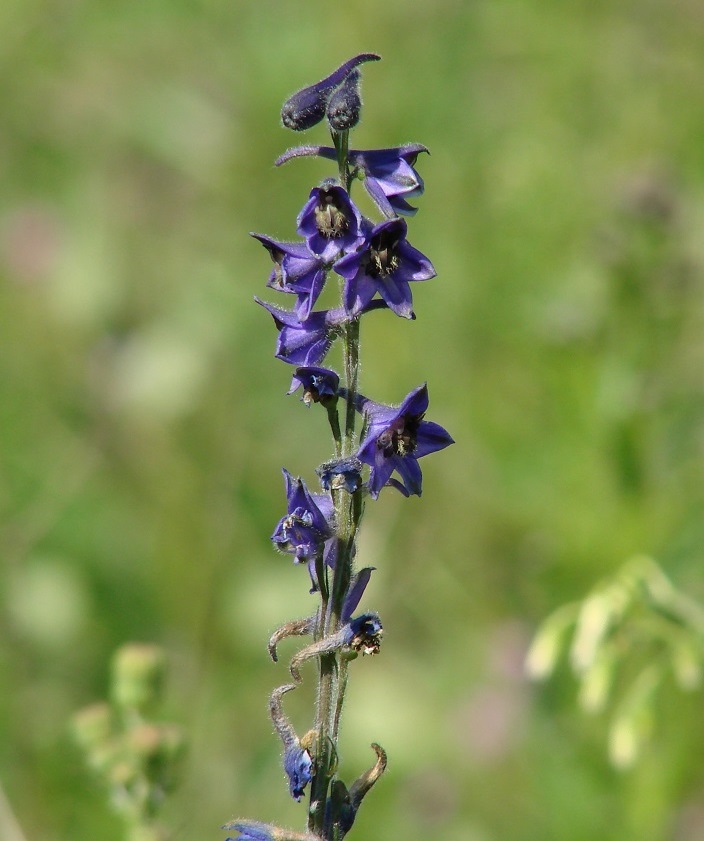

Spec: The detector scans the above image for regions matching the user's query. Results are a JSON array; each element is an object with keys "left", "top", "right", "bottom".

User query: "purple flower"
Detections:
[
  {"left": 251, "top": 233, "right": 326, "bottom": 320},
  {"left": 281, "top": 53, "right": 380, "bottom": 132},
  {"left": 357, "top": 384, "right": 454, "bottom": 498},
  {"left": 334, "top": 217, "right": 435, "bottom": 319},
  {"left": 316, "top": 456, "right": 363, "bottom": 492},
  {"left": 256, "top": 298, "right": 389, "bottom": 366},
  {"left": 223, "top": 822, "right": 275, "bottom": 841},
  {"left": 341, "top": 566, "right": 375, "bottom": 622},
  {"left": 283, "top": 743, "right": 314, "bottom": 802},
  {"left": 255, "top": 299, "right": 337, "bottom": 366},
  {"left": 288, "top": 366, "right": 339, "bottom": 405},
  {"left": 275, "top": 144, "right": 428, "bottom": 217},
  {"left": 268, "top": 684, "right": 315, "bottom": 803},
  {"left": 223, "top": 822, "right": 317, "bottom": 841},
  {"left": 271, "top": 469, "right": 334, "bottom": 563},
  {"left": 297, "top": 183, "right": 364, "bottom": 262},
  {"left": 342, "top": 613, "right": 383, "bottom": 655}
]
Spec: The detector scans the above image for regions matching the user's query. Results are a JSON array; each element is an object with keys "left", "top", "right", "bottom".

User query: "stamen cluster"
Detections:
[{"left": 224, "top": 54, "right": 453, "bottom": 841}]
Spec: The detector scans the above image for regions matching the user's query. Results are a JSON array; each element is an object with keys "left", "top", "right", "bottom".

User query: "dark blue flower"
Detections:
[
  {"left": 271, "top": 469, "right": 334, "bottom": 563},
  {"left": 251, "top": 233, "right": 326, "bottom": 320},
  {"left": 316, "top": 457, "right": 363, "bottom": 492},
  {"left": 357, "top": 384, "right": 454, "bottom": 498},
  {"left": 297, "top": 182, "right": 364, "bottom": 263},
  {"left": 276, "top": 144, "right": 428, "bottom": 217},
  {"left": 288, "top": 366, "right": 339, "bottom": 405},
  {"left": 334, "top": 217, "right": 435, "bottom": 319},
  {"left": 281, "top": 53, "right": 380, "bottom": 132}
]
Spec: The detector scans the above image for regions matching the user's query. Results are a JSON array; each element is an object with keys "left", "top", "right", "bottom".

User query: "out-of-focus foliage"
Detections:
[
  {"left": 528, "top": 556, "right": 704, "bottom": 770},
  {"left": 71, "top": 643, "right": 185, "bottom": 841},
  {"left": 2, "top": 2, "right": 704, "bottom": 841}
]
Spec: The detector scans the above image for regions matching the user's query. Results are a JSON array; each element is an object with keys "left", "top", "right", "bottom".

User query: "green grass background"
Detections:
[{"left": 2, "top": 0, "right": 704, "bottom": 839}]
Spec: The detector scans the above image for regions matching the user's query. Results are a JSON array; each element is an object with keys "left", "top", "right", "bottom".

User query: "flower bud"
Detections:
[
  {"left": 281, "top": 54, "right": 380, "bottom": 132},
  {"left": 326, "top": 70, "right": 362, "bottom": 132}
]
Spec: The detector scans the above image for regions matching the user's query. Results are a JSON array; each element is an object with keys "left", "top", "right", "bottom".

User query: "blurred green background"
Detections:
[{"left": 2, "top": 0, "right": 704, "bottom": 839}]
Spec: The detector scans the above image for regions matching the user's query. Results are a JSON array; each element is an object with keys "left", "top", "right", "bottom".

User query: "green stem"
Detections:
[
  {"left": 333, "top": 130, "right": 350, "bottom": 190},
  {"left": 326, "top": 403, "right": 342, "bottom": 457},
  {"left": 342, "top": 320, "right": 360, "bottom": 455},
  {"left": 309, "top": 131, "right": 366, "bottom": 840}
]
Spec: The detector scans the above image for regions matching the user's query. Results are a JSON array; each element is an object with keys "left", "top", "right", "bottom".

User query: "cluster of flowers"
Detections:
[{"left": 224, "top": 54, "right": 453, "bottom": 841}]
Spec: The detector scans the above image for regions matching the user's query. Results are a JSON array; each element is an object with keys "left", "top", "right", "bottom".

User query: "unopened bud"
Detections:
[
  {"left": 326, "top": 70, "right": 362, "bottom": 132},
  {"left": 281, "top": 54, "right": 379, "bottom": 132}
]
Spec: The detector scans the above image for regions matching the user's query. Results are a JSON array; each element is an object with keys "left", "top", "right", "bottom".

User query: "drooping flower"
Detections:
[
  {"left": 281, "top": 53, "right": 380, "bottom": 132},
  {"left": 297, "top": 182, "right": 364, "bottom": 263},
  {"left": 316, "top": 456, "right": 363, "bottom": 492},
  {"left": 357, "top": 384, "right": 454, "bottom": 498},
  {"left": 343, "top": 613, "right": 383, "bottom": 655},
  {"left": 275, "top": 144, "right": 428, "bottom": 217},
  {"left": 271, "top": 469, "right": 334, "bottom": 563},
  {"left": 255, "top": 298, "right": 389, "bottom": 366},
  {"left": 255, "top": 299, "right": 337, "bottom": 366},
  {"left": 334, "top": 217, "right": 435, "bottom": 319},
  {"left": 288, "top": 366, "right": 339, "bottom": 405},
  {"left": 223, "top": 822, "right": 319, "bottom": 841},
  {"left": 223, "top": 821, "right": 275, "bottom": 841},
  {"left": 268, "top": 684, "right": 314, "bottom": 802},
  {"left": 250, "top": 234, "right": 326, "bottom": 320}
]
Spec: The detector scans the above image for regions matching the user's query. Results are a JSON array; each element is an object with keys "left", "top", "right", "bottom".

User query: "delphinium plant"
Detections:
[{"left": 224, "top": 54, "right": 454, "bottom": 841}]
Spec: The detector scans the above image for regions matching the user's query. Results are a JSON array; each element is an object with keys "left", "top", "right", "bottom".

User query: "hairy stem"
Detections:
[{"left": 310, "top": 131, "right": 365, "bottom": 839}]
